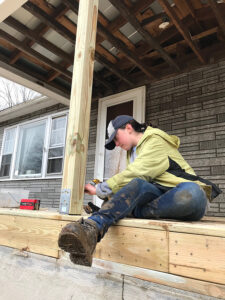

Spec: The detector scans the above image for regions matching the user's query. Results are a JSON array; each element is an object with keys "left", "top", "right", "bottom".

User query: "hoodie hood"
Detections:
[{"left": 138, "top": 126, "right": 180, "bottom": 149}]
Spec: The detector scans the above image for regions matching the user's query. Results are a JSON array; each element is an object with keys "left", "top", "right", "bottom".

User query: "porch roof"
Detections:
[{"left": 0, "top": 0, "right": 225, "bottom": 101}]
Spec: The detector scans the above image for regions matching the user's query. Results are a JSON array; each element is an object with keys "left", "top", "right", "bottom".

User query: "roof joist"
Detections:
[
  {"left": 208, "top": 0, "right": 225, "bottom": 38},
  {"left": 158, "top": 0, "right": 206, "bottom": 65},
  {"left": 64, "top": 0, "right": 156, "bottom": 80},
  {"left": 108, "top": 0, "right": 180, "bottom": 72}
]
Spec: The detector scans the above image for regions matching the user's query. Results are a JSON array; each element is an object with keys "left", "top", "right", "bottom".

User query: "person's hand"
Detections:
[{"left": 84, "top": 183, "right": 96, "bottom": 195}]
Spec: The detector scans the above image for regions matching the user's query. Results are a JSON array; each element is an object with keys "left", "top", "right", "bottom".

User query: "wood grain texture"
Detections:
[
  {"left": 0, "top": 215, "right": 61, "bottom": 257},
  {"left": 0, "top": 210, "right": 225, "bottom": 297},
  {"left": 169, "top": 232, "right": 225, "bottom": 285},
  {"left": 1, "top": 209, "right": 225, "bottom": 237},
  {"left": 95, "top": 225, "right": 168, "bottom": 272},
  {"left": 61, "top": 0, "right": 99, "bottom": 214}
]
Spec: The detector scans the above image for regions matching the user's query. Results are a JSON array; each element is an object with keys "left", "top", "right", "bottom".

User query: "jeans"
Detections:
[{"left": 89, "top": 178, "right": 207, "bottom": 240}]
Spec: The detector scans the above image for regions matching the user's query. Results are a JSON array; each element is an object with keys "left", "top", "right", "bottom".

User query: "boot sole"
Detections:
[
  {"left": 70, "top": 253, "right": 92, "bottom": 267},
  {"left": 58, "top": 231, "right": 86, "bottom": 254},
  {"left": 58, "top": 232, "right": 92, "bottom": 266}
]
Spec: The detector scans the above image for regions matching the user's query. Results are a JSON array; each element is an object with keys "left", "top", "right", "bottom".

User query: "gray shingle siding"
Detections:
[{"left": 146, "top": 60, "right": 225, "bottom": 216}]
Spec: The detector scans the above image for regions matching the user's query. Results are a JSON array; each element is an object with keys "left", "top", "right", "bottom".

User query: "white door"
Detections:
[{"left": 94, "top": 86, "right": 146, "bottom": 206}]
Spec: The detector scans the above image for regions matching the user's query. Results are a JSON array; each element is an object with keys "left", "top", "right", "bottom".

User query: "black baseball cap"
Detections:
[{"left": 105, "top": 115, "right": 134, "bottom": 150}]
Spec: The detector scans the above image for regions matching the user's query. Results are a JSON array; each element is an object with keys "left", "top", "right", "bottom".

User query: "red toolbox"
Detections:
[{"left": 20, "top": 199, "right": 40, "bottom": 210}]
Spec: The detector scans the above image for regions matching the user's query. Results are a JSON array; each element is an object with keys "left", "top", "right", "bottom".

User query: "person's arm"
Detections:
[{"left": 107, "top": 135, "right": 170, "bottom": 194}]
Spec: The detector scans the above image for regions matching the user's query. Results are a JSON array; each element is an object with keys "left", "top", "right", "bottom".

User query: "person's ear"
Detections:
[{"left": 125, "top": 123, "right": 133, "bottom": 133}]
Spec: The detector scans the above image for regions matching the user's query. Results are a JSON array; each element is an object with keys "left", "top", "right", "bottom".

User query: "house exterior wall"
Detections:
[
  {"left": 0, "top": 101, "right": 98, "bottom": 209},
  {"left": 146, "top": 60, "right": 225, "bottom": 216},
  {"left": 0, "top": 60, "right": 225, "bottom": 215}
]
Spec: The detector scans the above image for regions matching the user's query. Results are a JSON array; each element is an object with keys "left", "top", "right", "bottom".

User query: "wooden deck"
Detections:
[{"left": 0, "top": 208, "right": 225, "bottom": 299}]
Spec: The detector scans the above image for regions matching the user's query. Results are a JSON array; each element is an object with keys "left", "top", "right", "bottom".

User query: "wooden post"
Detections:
[{"left": 60, "top": 0, "right": 99, "bottom": 214}]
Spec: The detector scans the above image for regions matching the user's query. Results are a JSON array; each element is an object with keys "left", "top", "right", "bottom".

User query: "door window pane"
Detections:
[
  {"left": 15, "top": 121, "right": 46, "bottom": 176},
  {"left": 47, "top": 116, "right": 66, "bottom": 174},
  {"left": 0, "top": 128, "right": 16, "bottom": 177}
]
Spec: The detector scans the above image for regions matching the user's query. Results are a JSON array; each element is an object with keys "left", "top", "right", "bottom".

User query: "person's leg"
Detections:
[
  {"left": 58, "top": 178, "right": 162, "bottom": 266},
  {"left": 139, "top": 182, "right": 207, "bottom": 221},
  {"left": 89, "top": 178, "right": 163, "bottom": 240}
]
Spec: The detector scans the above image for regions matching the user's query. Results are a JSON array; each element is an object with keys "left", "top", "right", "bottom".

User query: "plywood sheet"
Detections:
[{"left": 169, "top": 232, "right": 225, "bottom": 285}]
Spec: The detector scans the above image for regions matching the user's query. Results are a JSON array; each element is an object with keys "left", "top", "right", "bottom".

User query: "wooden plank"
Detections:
[
  {"left": 95, "top": 226, "right": 168, "bottom": 272},
  {"left": 202, "top": 216, "right": 225, "bottom": 223},
  {"left": 0, "top": 209, "right": 225, "bottom": 237},
  {"left": 93, "top": 259, "right": 225, "bottom": 299},
  {"left": 169, "top": 232, "right": 225, "bottom": 285},
  {"left": 61, "top": 0, "right": 99, "bottom": 214},
  {"left": 0, "top": 215, "right": 60, "bottom": 258}
]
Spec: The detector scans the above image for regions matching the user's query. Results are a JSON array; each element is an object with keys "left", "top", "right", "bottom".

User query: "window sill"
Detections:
[{"left": 0, "top": 176, "right": 63, "bottom": 182}]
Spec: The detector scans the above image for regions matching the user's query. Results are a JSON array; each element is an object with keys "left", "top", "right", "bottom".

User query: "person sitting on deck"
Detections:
[{"left": 58, "top": 115, "right": 221, "bottom": 266}]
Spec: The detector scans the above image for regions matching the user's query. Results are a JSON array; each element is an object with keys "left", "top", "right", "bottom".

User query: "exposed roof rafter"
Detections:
[
  {"left": 158, "top": 0, "right": 206, "bottom": 64},
  {"left": 208, "top": 0, "right": 225, "bottom": 38},
  {"left": 108, "top": 0, "right": 180, "bottom": 72}
]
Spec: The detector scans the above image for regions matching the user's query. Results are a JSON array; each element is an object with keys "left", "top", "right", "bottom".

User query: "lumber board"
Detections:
[
  {"left": 0, "top": 209, "right": 225, "bottom": 237},
  {"left": 169, "top": 232, "right": 225, "bottom": 285},
  {"left": 94, "top": 225, "right": 168, "bottom": 272},
  {"left": 93, "top": 259, "right": 225, "bottom": 299},
  {"left": 0, "top": 215, "right": 61, "bottom": 258},
  {"left": 61, "top": 0, "right": 99, "bottom": 214}
]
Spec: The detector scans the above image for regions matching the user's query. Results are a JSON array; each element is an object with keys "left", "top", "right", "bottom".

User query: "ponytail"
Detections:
[{"left": 120, "top": 119, "right": 157, "bottom": 133}]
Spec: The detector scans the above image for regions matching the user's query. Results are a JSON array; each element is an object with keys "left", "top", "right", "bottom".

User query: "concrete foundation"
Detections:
[{"left": 0, "top": 246, "right": 218, "bottom": 300}]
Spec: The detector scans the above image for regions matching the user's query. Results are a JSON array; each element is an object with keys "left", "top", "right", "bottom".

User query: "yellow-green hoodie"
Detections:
[{"left": 107, "top": 126, "right": 212, "bottom": 200}]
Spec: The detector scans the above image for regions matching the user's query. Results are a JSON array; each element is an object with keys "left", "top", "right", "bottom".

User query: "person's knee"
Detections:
[{"left": 175, "top": 182, "right": 207, "bottom": 204}]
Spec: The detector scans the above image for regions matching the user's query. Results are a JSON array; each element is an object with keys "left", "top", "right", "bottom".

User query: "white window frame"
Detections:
[
  {"left": 0, "top": 110, "right": 68, "bottom": 181},
  {"left": 94, "top": 86, "right": 146, "bottom": 206},
  {"left": 0, "top": 126, "right": 17, "bottom": 178},
  {"left": 45, "top": 115, "right": 67, "bottom": 177}
]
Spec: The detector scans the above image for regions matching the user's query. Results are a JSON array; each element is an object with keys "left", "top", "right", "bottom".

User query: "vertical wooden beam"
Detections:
[{"left": 61, "top": 0, "right": 99, "bottom": 214}]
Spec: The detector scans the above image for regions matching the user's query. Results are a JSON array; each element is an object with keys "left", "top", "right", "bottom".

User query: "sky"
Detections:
[{"left": 0, "top": 76, "right": 42, "bottom": 111}]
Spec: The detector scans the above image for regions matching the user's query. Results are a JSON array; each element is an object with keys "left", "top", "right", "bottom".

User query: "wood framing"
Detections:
[
  {"left": 208, "top": 0, "right": 225, "bottom": 38},
  {"left": 158, "top": 0, "right": 206, "bottom": 65},
  {"left": 0, "top": 209, "right": 225, "bottom": 299},
  {"left": 108, "top": 0, "right": 180, "bottom": 72},
  {"left": 61, "top": 0, "right": 99, "bottom": 214}
]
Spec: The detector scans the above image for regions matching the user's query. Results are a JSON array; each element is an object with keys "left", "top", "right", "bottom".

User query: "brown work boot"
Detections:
[{"left": 58, "top": 218, "right": 99, "bottom": 267}]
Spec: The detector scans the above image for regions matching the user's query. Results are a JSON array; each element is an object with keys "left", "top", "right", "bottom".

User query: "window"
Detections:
[
  {"left": 0, "top": 112, "right": 68, "bottom": 180},
  {"left": 47, "top": 116, "right": 67, "bottom": 174},
  {"left": 0, "top": 128, "right": 16, "bottom": 177},
  {"left": 14, "top": 120, "right": 46, "bottom": 177}
]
